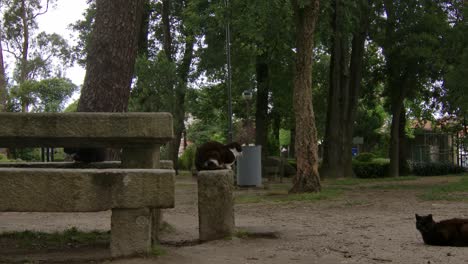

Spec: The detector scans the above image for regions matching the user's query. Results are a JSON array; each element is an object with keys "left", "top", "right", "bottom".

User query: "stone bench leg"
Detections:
[
  {"left": 198, "top": 170, "right": 235, "bottom": 241},
  {"left": 122, "top": 145, "right": 162, "bottom": 244},
  {"left": 110, "top": 208, "right": 152, "bottom": 257}
]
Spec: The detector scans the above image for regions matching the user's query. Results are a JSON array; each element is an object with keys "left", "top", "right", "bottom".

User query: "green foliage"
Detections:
[
  {"left": 64, "top": 100, "right": 78, "bottom": 112},
  {"left": 129, "top": 53, "right": 178, "bottom": 113},
  {"left": 279, "top": 129, "right": 291, "bottom": 146},
  {"left": 14, "top": 148, "right": 41, "bottom": 161},
  {"left": 0, "top": 153, "right": 7, "bottom": 161},
  {"left": 352, "top": 160, "right": 390, "bottom": 178},
  {"left": 354, "top": 152, "right": 376, "bottom": 162},
  {"left": 9, "top": 78, "right": 77, "bottom": 112},
  {"left": 411, "top": 162, "right": 465, "bottom": 176},
  {"left": 178, "top": 144, "right": 197, "bottom": 171}
]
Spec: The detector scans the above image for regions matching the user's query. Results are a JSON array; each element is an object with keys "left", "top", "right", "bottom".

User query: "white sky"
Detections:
[{"left": 37, "top": 0, "right": 88, "bottom": 86}]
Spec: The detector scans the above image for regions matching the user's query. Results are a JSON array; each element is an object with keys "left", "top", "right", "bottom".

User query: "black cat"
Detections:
[
  {"left": 195, "top": 141, "right": 242, "bottom": 171},
  {"left": 415, "top": 214, "right": 468, "bottom": 246},
  {"left": 64, "top": 148, "right": 106, "bottom": 163}
]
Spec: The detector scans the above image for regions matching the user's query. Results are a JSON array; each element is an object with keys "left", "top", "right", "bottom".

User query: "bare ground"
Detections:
[{"left": 1, "top": 175, "right": 468, "bottom": 264}]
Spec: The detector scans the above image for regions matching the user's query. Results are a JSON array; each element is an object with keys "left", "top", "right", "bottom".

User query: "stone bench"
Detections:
[{"left": 0, "top": 112, "right": 175, "bottom": 257}]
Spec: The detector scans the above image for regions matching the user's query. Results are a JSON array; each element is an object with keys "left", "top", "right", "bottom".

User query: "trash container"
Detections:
[{"left": 236, "top": 145, "right": 262, "bottom": 187}]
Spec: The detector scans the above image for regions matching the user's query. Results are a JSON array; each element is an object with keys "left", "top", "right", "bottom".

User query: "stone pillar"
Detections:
[
  {"left": 121, "top": 144, "right": 163, "bottom": 244},
  {"left": 121, "top": 145, "right": 160, "bottom": 169},
  {"left": 110, "top": 208, "right": 152, "bottom": 257},
  {"left": 198, "top": 170, "right": 235, "bottom": 241}
]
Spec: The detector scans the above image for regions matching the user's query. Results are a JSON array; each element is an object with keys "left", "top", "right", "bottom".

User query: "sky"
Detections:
[{"left": 36, "top": 0, "right": 88, "bottom": 86}]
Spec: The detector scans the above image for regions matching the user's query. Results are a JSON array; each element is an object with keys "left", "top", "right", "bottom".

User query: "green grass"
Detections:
[
  {"left": 325, "top": 176, "right": 419, "bottom": 186},
  {"left": 420, "top": 176, "right": 468, "bottom": 201},
  {"left": 235, "top": 187, "right": 343, "bottom": 204},
  {"left": 151, "top": 244, "right": 167, "bottom": 256},
  {"left": 0, "top": 227, "right": 109, "bottom": 249}
]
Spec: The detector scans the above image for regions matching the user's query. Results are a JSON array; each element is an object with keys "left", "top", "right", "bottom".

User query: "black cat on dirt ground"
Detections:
[
  {"left": 195, "top": 141, "right": 242, "bottom": 171},
  {"left": 415, "top": 214, "right": 468, "bottom": 246}
]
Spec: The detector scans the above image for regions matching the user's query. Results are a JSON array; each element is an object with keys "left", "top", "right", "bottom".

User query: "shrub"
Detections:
[
  {"left": 355, "top": 152, "right": 377, "bottom": 162},
  {"left": 411, "top": 162, "right": 465, "bottom": 176},
  {"left": 178, "top": 144, "right": 197, "bottom": 171},
  {"left": 0, "top": 153, "right": 7, "bottom": 161},
  {"left": 287, "top": 159, "right": 297, "bottom": 169},
  {"left": 352, "top": 160, "right": 390, "bottom": 178}
]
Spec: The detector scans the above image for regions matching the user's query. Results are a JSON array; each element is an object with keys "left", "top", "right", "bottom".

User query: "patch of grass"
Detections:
[
  {"left": 177, "top": 170, "right": 194, "bottom": 177},
  {"left": 159, "top": 221, "right": 176, "bottom": 234},
  {"left": 362, "top": 184, "right": 430, "bottom": 190},
  {"left": 0, "top": 227, "right": 109, "bottom": 249},
  {"left": 420, "top": 176, "right": 468, "bottom": 201},
  {"left": 235, "top": 187, "right": 342, "bottom": 204},
  {"left": 151, "top": 244, "right": 167, "bottom": 256},
  {"left": 325, "top": 176, "right": 420, "bottom": 187}
]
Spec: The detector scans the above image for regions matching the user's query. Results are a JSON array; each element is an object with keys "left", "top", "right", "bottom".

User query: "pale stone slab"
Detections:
[
  {"left": 111, "top": 208, "right": 152, "bottom": 257},
  {"left": 198, "top": 170, "right": 235, "bottom": 241},
  {"left": 0, "top": 168, "right": 174, "bottom": 212},
  {"left": 0, "top": 112, "right": 173, "bottom": 148}
]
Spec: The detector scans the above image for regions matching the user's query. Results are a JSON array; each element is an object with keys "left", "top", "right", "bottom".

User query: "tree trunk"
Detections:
[
  {"left": 398, "top": 106, "right": 410, "bottom": 175},
  {"left": 0, "top": 35, "right": 7, "bottom": 112},
  {"left": 289, "top": 0, "right": 321, "bottom": 193},
  {"left": 255, "top": 54, "right": 269, "bottom": 150},
  {"left": 171, "top": 30, "right": 195, "bottom": 174},
  {"left": 322, "top": 0, "right": 369, "bottom": 179},
  {"left": 162, "top": 0, "right": 173, "bottom": 62},
  {"left": 322, "top": 0, "right": 346, "bottom": 179},
  {"left": 388, "top": 96, "right": 404, "bottom": 177},
  {"left": 20, "top": 0, "right": 29, "bottom": 112},
  {"left": 138, "top": 0, "right": 152, "bottom": 58},
  {"left": 78, "top": 0, "right": 144, "bottom": 112},
  {"left": 161, "top": 0, "right": 196, "bottom": 174}
]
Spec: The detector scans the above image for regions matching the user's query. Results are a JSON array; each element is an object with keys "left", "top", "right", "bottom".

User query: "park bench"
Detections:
[{"left": 0, "top": 112, "right": 175, "bottom": 257}]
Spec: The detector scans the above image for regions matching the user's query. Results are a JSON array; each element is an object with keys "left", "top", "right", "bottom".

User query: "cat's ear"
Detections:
[
  {"left": 428, "top": 214, "right": 433, "bottom": 220},
  {"left": 415, "top": 214, "right": 420, "bottom": 219}
]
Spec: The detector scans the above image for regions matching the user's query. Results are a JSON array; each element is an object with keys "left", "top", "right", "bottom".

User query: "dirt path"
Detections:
[{"left": 1, "top": 176, "right": 468, "bottom": 264}]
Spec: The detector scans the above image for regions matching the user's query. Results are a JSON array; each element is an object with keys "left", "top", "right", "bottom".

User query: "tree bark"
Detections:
[
  {"left": 138, "top": 0, "right": 152, "bottom": 58},
  {"left": 255, "top": 54, "right": 269, "bottom": 151},
  {"left": 20, "top": 0, "right": 29, "bottom": 112},
  {"left": 171, "top": 31, "right": 195, "bottom": 174},
  {"left": 322, "top": 0, "right": 369, "bottom": 179},
  {"left": 162, "top": 0, "right": 173, "bottom": 62},
  {"left": 322, "top": 0, "right": 346, "bottom": 179},
  {"left": 160, "top": 0, "right": 195, "bottom": 174},
  {"left": 289, "top": 0, "right": 321, "bottom": 193},
  {"left": 0, "top": 35, "right": 7, "bottom": 112},
  {"left": 78, "top": 0, "right": 144, "bottom": 112},
  {"left": 398, "top": 105, "right": 410, "bottom": 175}
]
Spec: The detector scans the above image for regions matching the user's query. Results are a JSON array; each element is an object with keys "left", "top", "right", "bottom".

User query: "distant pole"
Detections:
[{"left": 225, "top": 0, "right": 233, "bottom": 142}]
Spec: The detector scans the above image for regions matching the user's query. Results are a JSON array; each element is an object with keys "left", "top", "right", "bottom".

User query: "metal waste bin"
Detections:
[{"left": 236, "top": 145, "right": 262, "bottom": 187}]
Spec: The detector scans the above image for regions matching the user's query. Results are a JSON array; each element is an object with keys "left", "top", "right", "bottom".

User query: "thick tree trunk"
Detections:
[
  {"left": 322, "top": 0, "right": 368, "bottom": 179},
  {"left": 398, "top": 106, "right": 410, "bottom": 175},
  {"left": 289, "top": 0, "right": 321, "bottom": 193},
  {"left": 255, "top": 54, "right": 269, "bottom": 151},
  {"left": 342, "top": 0, "right": 369, "bottom": 177},
  {"left": 76, "top": 0, "right": 144, "bottom": 161},
  {"left": 322, "top": 0, "right": 346, "bottom": 179},
  {"left": 78, "top": 0, "right": 144, "bottom": 112},
  {"left": 389, "top": 105, "right": 401, "bottom": 177}
]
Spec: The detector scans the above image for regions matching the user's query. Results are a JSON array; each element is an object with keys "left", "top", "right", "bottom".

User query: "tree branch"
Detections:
[{"left": 32, "top": 0, "right": 50, "bottom": 19}]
